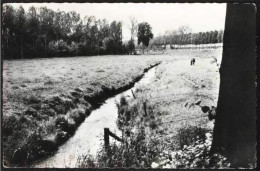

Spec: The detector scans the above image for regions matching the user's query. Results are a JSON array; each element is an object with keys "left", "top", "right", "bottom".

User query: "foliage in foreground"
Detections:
[
  {"left": 78, "top": 127, "right": 162, "bottom": 168},
  {"left": 77, "top": 124, "right": 231, "bottom": 168},
  {"left": 151, "top": 132, "right": 231, "bottom": 169},
  {"left": 78, "top": 95, "right": 231, "bottom": 169},
  {"left": 78, "top": 96, "right": 165, "bottom": 168},
  {"left": 77, "top": 127, "right": 232, "bottom": 169}
]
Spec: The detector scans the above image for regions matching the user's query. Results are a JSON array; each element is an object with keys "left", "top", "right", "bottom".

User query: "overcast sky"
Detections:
[{"left": 8, "top": 3, "right": 227, "bottom": 41}]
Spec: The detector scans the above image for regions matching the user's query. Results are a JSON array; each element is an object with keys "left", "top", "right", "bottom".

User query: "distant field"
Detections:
[{"left": 2, "top": 49, "right": 222, "bottom": 166}]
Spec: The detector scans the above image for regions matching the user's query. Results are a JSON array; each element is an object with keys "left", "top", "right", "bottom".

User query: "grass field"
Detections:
[
  {"left": 79, "top": 48, "right": 223, "bottom": 168},
  {"left": 127, "top": 49, "right": 222, "bottom": 149},
  {"left": 2, "top": 55, "right": 162, "bottom": 166},
  {"left": 2, "top": 49, "right": 222, "bottom": 166}
]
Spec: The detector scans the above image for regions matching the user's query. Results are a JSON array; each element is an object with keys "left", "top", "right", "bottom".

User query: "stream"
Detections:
[{"left": 33, "top": 65, "right": 158, "bottom": 168}]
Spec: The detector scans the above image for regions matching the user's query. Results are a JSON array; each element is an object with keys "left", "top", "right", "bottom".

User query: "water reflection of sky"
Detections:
[{"left": 33, "top": 66, "right": 157, "bottom": 168}]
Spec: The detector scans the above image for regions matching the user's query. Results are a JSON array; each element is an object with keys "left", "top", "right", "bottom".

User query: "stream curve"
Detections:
[{"left": 33, "top": 65, "right": 158, "bottom": 168}]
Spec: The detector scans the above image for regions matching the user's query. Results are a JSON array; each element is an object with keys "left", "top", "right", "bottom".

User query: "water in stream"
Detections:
[{"left": 33, "top": 66, "right": 157, "bottom": 168}]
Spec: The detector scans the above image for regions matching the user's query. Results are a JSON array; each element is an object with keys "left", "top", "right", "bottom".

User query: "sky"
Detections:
[{"left": 8, "top": 3, "right": 227, "bottom": 41}]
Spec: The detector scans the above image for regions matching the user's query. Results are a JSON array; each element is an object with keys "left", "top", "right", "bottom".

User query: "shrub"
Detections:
[
  {"left": 55, "top": 115, "right": 76, "bottom": 134},
  {"left": 150, "top": 131, "right": 231, "bottom": 169},
  {"left": 69, "top": 108, "right": 85, "bottom": 125},
  {"left": 174, "top": 125, "right": 210, "bottom": 149},
  {"left": 78, "top": 127, "right": 162, "bottom": 168},
  {"left": 22, "top": 94, "right": 41, "bottom": 104},
  {"left": 3, "top": 114, "right": 41, "bottom": 166},
  {"left": 78, "top": 95, "right": 166, "bottom": 168},
  {"left": 77, "top": 155, "right": 97, "bottom": 168},
  {"left": 2, "top": 114, "right": 20, "bottom": 139}
]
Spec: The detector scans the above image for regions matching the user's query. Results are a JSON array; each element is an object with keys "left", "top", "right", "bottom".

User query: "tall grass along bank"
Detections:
[{"left": 2, "top": 55, "right": 162, "bottom": 166}]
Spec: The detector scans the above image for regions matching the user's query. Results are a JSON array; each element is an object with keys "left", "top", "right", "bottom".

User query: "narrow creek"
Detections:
[{"left": 33, "top": 65, "right": 158, "bottom": 168}]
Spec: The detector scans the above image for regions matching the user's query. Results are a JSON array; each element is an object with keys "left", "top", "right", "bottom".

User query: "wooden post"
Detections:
[
  {"left": 104, "top": 128, "right": 110, "bottom": 151},
  {"left": 143, "top": 102, "right": 147, "bottom": 116},
  {"left": 104, "top": 128, "right": 124, "bottom": 151},
  {"left": 131, "top": 89, "right": 136, "bottom": 99}
]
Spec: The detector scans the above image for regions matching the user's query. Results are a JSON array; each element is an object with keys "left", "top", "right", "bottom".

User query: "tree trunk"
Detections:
[
  {"left": 211, "top": 4, "right": 256, "bottom": 167},
  {"left": 44, "top": 37, "right": 47, "bottom": 58},
  {"left": 57, "top": 35, "right": 59, "bottom": 57},
  {"left": 76, "top": 45, "right": 79, "bottom": 56},
  {"left": 98, "top": 44, "right": 100, "bottom": 55},
  {"left": 7, "top": 35, "right": 9, "bottom": 48},
  {"left": 33, "top": 38, "right": 35, "bottom": 57},
  {"left": 20, "top": 33, "right": 23, "bottom": 59},
  {"left": 97, "top": 34, "right": 100, "bottom": 56}
]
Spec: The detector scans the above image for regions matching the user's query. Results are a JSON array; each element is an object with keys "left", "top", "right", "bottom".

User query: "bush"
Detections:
[
  {"left": 78, "top": 95, "right": 166, "bottom": 168},
  {"left": 22, "top": 94, "right": 41, "bottom": 104},
  {"left": 48, "top": 39, "right": 71, "bottom": 57},
  {"left": 2, "top": 114, "right": 20, "bottom": 139},
  {"left": 78, "top": 127, "right": 162, "bottom": 168},
  {"left": 68, "top": 108, "right": 85, "bottom": 125},
  {"left": 174, "top": 125, "right": 210, "bottom": 149},
  {"left": 3, "top": 114, "right": 42, "bottom": 166},
  {"left": 150, "top": 131, "right": 232, "bottom": 169}
]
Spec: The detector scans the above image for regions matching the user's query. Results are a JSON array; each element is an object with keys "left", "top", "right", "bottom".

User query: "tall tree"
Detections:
[
  {"left": 1, "top": 5, "right": 129, "bottom": 58},
  {"left": 2, "top": 5, "right": 15, "bottom": 50},
  {"left": 27, "top": 6, "right": 39, "bottom": 56},
  {"left": 129, "top": 17, "right": 138, "bottom": 41},
  {"left": 217, "top": 30, "right": 224, "bottom": 43},
  {"left": 39, "top": 7, "right": 55, "bottom": 57},
  {"left": 177, "top": 25, "right": 192, "bottom": 45},
  {"left": 69, "top": 11, "right": 82, "bottom": 55},
  {"left": 127, "top": 39, "right": 135, "bottom": 54},
  {"left": 211, "top": 4, "right": 256, "bottom": 167},
  {"left": 137, "top": 22, "right": 153, "bottom": 54},
  {"left": 96, "top": 19, "right": 110, "bottom": 55},
  {"left": 14, "top": 6, "right": 26, "bottom": 58},
  {"left": 107, "top": 21, "right": 123, "bottom": 54}
]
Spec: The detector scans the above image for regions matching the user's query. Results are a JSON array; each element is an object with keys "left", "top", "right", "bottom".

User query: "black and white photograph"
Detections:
[{"left": 1, "top": 1, "right": 257, "bottom": 169}]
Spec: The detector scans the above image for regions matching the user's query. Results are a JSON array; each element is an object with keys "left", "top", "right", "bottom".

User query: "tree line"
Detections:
[
  {"left": 2, "top": 5, "right": 128, "bottom": 59},
  {"left": 150, "top": 26, "right": 224, "bottom": 48},
  {"left": 2, "top": 5, "right": 224, "bottom": 59}
]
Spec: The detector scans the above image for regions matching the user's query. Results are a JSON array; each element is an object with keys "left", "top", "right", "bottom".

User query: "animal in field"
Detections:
[{"left": 190, "top": 58, "right": 196, "bottom": 65}]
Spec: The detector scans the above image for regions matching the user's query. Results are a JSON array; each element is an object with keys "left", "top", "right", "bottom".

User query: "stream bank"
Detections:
[{"left": 29, "top": 62, "right": 161, "bottom": 168}]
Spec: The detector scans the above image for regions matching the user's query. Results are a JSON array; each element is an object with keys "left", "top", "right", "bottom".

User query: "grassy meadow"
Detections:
[
  {"left": 2, "top": 48, "right": 222, "bottom": 167},
  {"left": 2, "top": 55, "right": 161, "bottom": 166},
  {"left": 78, "top": 49, "right": 224, "bottom": 168}
]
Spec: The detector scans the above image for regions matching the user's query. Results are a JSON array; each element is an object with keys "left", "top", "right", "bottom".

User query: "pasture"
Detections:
[{"left": 2, "top": 48, "right": 222, "bottom": 166}]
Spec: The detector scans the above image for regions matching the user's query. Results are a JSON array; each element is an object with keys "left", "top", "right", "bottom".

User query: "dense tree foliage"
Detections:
[
  {"left": 127, "top": 39, "right": 135, "bottom": 54},
  {"left": 137, "top": 22, "right": 153, "bottom": 53},
  {"left": 2, "top": 5, "right": 225, "bottom": 59},
  {"left": 150, "top": 29, "right": 224, "bottom": 47},
  {"left": 2, "top": 5, "right": 127, "bottom": 59}
]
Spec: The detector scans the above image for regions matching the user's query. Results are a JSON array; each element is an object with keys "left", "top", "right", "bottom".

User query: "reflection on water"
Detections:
[{"left": 34, "top": 66, "right": 157, "bottom": 168}]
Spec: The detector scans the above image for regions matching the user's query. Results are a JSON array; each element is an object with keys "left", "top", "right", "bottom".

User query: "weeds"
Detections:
[
  {"left": 78, "top": 95, "right": 165, "bottom": 168},
  {"left": 3, "top": 50, "right": 222, "bottom": 167},
  {"left": 174, "top": 125, "right": 210, "bottom": 149},
  {"left": 79, "top": 127, "right": 162, "bottom": 168},
  {"left": 3, "top": 61, "right": 161, "bottom": 166},
  {"left": 151, "top": 131, "right": 231, "bottom": 169},
  {"left": 2, "top": 93, "right": 90, "bottom": 166}
]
